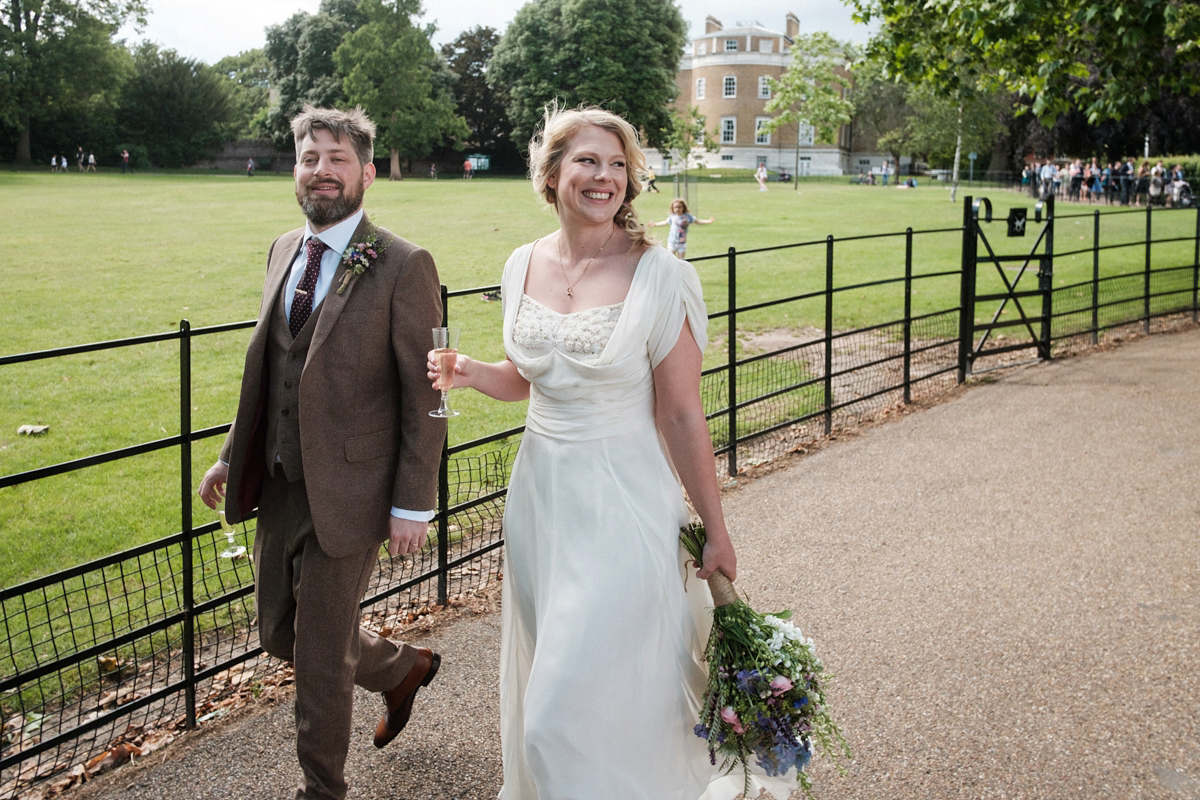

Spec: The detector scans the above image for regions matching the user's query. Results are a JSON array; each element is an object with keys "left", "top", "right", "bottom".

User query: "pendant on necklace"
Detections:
[{"left": 566, "top": 287, "right": 573, "bottom": 298}]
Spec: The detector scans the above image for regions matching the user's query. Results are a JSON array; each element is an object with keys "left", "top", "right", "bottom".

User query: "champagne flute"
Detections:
[
  {"left": 430, "top": 327, "right": 461, "bottom": 418},
  {"left": 217, "top": 501, "right": 246, "bottom": 559}
]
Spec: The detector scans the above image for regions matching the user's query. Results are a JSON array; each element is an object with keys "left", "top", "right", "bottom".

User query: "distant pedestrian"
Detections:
[
  {"left": 462, "top": 158, "right": 472, "bottom": 179},
  {"left": 646, "top": 198, "right": 714, "bottom": 258},
  {"left": 1134, "top": 161, "right": 1150, "bottom": 206},
  {"left": 429, "top": 163, "right": 437, "bottom": 180},
  {"left": 85, "top": 152, "right": 97, "bottom": 172},
  {"left": 246, "top": 157, "right": 255, "bottom": 177},
  {"left": 881, "top": 159, "right": 891, "bottom": 187},
  {"left": 755, "top": 162, "right": 769, "bottom": 191},
  {"left": 50, "top": 155, "right": 59, "bottom": 173},
  {"left": 643, "top": 165, "right": 659, "bottom": 192},
  {"left": 122, "top": 149, "right": 130, "bottom": 173},
  {"left": 1039, "top": 161, "right": 1055, "bottom": 200},
  {"left": 76, "top": 146, "right": 85, "bottom": 172}
]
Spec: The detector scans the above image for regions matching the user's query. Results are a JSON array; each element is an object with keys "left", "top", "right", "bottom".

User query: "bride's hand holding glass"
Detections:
[{"left": 426, "top": 349, "right": 473, "bottom": 384}]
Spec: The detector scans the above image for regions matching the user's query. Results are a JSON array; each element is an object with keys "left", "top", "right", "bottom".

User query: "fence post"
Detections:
[
  {"left": 823, "top": 236, "right": 834, "bottom": 436},
  {"left": 1092, "top": 211, "right": 1100, "bottom": 344},
  {"left": 1144, "top": 204, "right": 1153, "bottom": 334},
  {"left": 1193, "top": 206, "right": 1199, "bottom": 323},
  {"left": 1038, "top": 195, "right": 1054, "bottom": 360},
  {"left": 957, "top": 196, "right": 975, "bottom": 382},
  {"left": 903, "top": 228, "right": 913, "bottom": 404},
  {"left": 178, "top": 319, "right": 196, "bottom": 730},
  {"left": 726, "top": 247, "right": 738, "bottom": 478},
  {"left": 437, "top": 286, "right": 449, "bottom": 607}
]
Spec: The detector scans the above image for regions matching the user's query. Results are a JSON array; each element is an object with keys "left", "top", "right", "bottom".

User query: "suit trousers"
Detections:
[{"left": 253, "top": 472, "right": 418, "bottom": 800}]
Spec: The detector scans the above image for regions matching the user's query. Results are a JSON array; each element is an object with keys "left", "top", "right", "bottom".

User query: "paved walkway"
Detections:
[{"left": 73, "top": 327, "right": 1200, "bottom": 800}]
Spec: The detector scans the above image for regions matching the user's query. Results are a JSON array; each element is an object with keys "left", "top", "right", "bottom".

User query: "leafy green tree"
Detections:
[
  {"left": 116, "top": 42, "right": 235, "bottom": 168},
  {"left": 657, "top": 105, "right": 719, "bottom": 169},
  {"left": 1, "top": 0, "right": 146, "bottom": 164},
  {"left": 852, "top": 0, "right": 1200, "bottom": 124},
  {"left": 335, "top": 0, "right": 468, "bottom": 179},
  {"left": 488, "top": 0, "right": 688, "bottom": 149},
  {"left": 848, "top": 57, "right": 914, "bottom": 168},
  {"left": 441, "top": 25, "right": 521, "bottom": 169},
  {"left": 761, "top": 32, "right": 856, "bottom": 191},
  {"left": 896, "top": 84, "right": 1003, "bottom": 168},
  {"left": 262, "top": 0, "right": 365, "bottom": 149},
  {"left": 213, "top": 49, "right": 271, "bottom": 138},
  {"left": 653, "top": 105, "right": 719, "bottom": 210}
]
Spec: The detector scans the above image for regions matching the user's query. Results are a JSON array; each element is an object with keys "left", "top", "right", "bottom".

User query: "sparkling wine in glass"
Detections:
[
  {"left": 217, "top": 503, "right": 246, "bottom": 559},
  {"left": 430, "top": 327, "right": 461, "bottom": 418}
]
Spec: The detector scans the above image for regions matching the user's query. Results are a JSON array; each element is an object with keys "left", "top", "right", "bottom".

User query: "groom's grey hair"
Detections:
[{"left": 291, "top": 105, "right": 376, "bottom": 166}]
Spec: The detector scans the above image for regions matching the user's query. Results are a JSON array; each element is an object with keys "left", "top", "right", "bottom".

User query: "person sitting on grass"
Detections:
[{"left": 646, "top": 198, "right": 714, "bottom": 259}]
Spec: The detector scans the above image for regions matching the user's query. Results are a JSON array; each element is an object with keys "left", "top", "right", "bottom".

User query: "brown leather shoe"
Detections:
[{"left": 373, "top": 648, "right": 440, "bottom": 748}]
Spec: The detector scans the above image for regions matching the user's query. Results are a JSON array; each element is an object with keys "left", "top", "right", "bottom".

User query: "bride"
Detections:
[{"left": 432, "top": 105, "right": 765, "bottom": 799}]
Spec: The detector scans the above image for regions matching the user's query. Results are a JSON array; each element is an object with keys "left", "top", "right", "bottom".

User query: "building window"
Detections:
[
  {"left": 698, "top": 42, "right": 707, "bottom": 56},
  {"left": 721, "top": 117, "right": 736, "bottom": 144},
  {"left": 798, "top": 124, "right": 815, "bottom": 147},
  {"left": 755, "top": 117, "right": 771, "bottom": 145},
  {"left": 758, "top": 76, "right": 771, "bottom": 99},
  {"left": 723, "top": 76, "right": 736, "bottom": 98},
  {"left": 756, "top": 155, "right": 768, "bottom": 167},
  {"left": 758, "top": 39, "right": 774, "bottom": 53},
  {"left": 722, "top": 155, "right": 734, "bottom": 161},
  {"left": 725, "top": 39, "right": 738, "bottom": 52},
  {"left": 696, "top": 78, "right": 705, "bottom": 100}
]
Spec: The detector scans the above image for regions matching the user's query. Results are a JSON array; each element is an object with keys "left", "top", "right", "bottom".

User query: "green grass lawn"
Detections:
[{"left": 1, "top": 169, "right": 1196, "bottom": 588}]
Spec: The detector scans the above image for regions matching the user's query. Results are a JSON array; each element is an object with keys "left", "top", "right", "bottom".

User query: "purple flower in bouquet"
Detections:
[{"left": 679, "top": 522, "right": 850, "bottom": 799}]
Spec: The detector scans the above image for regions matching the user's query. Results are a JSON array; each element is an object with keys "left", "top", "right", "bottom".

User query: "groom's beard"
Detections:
[{"left": 296, "top": 177, "right": 364, "bottom": 228}]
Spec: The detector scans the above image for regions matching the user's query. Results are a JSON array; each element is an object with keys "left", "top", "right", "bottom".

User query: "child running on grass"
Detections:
[{"left": 646, "top": 198, "right": 714, "bottom": 258}]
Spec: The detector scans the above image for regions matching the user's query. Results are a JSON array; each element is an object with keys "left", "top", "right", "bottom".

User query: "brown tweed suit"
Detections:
[{"left": 218, "top": 216, "right": 445, "bottom": 799}]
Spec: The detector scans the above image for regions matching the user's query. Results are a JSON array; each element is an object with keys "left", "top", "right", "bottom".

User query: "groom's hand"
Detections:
[
  {"left": 388, "top": 517, "right": 429, "bottom": 557},
  {"left": 198, "top": 461, "right": 229, "bottom": 510}
]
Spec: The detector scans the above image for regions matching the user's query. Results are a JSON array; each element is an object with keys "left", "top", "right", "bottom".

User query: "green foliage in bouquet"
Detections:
[{"left": 680, "top": 523, "right": 850, "bottom": 798}]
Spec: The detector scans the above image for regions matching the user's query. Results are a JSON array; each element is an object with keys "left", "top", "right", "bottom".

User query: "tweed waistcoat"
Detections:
[{"left": 263, "top": 285, "right": 323, "bottom": 482}]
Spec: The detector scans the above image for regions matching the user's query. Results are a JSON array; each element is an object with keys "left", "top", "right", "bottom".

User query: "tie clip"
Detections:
[{"left": 295, "top": 289, "right": 308, "bottom": 296}]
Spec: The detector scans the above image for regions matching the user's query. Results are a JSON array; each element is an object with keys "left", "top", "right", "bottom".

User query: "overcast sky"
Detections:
[{"left": 117, "top": 0, "right": 872, "bottom": 65}]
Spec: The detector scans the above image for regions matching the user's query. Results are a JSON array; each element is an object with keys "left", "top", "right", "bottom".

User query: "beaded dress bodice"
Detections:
[{"left": 511, "top": 294, "right": 624, "bottom": 364}]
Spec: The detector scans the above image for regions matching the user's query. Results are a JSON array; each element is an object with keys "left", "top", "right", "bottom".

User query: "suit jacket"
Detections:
[{"left": 220, "top": 216, "right": 446, "bottom": 558}]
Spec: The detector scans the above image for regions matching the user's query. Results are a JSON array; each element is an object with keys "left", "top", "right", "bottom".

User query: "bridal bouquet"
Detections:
[{"left": 680, "top": 523, "right": 849, "bottom": 798}]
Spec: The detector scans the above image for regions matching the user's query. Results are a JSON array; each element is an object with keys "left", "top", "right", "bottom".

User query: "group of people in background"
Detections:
[
  {"left": 1023, "top": 158, "right": 1190, "bottom": 207},
  {"left": 50, "top": 147, "right": 95, "bottom": 172},
  {"left": 50, "top": 147, "right": 133, "bottom": 173}
]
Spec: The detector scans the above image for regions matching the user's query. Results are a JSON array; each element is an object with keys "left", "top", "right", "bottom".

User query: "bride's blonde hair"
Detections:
[{"left": 528, "top": 102, "right": 649, "bottom": 248}]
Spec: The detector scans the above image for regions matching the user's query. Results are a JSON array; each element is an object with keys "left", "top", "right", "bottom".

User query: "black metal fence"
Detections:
[{"left": 2, "top": 198, "right": 1198, "bottom": 798}]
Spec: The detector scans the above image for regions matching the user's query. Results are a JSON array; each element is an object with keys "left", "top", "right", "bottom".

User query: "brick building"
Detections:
[{"left": 653, "top": 13, "right": 861, "bottom": 177}]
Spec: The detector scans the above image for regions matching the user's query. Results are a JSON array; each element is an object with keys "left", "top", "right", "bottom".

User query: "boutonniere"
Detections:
[{"left": 336, "top": 220, "right": 391, "bottom": 295}]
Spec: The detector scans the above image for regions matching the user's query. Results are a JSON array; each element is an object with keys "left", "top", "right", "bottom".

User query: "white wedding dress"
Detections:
[{"left": 497, "top": 243, "right": 796, "bottom": 800}]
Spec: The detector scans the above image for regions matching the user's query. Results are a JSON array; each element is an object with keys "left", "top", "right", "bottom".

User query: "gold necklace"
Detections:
[{"left": 557, "top": 226, "right": 616, "bottom": 297}]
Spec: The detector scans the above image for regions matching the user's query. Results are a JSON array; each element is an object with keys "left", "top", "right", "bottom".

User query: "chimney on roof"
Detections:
[
  {"left": 705, "top": 15, "right": 723, "bottom": 33},
  {"left": 786, "top": 12, "right": 800, "bottom": 39}
]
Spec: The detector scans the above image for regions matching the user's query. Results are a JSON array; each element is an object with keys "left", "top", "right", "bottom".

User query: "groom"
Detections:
[{"left": 198, "top": 105, "right": 445, "bottom": 800}]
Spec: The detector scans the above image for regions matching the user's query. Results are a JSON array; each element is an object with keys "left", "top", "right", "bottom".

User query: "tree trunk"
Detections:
[
  {"left": 949, "top": 102, "right": 964, "bottom": 203},
  {"left": 389, "top": 148, "right": 402, "bottom": 180},
  {"left": 15, "top": 113, "right": 32, "bottom": 165},
  {"left": 794, "top": 119, "right": 801, "bottom": 192}
]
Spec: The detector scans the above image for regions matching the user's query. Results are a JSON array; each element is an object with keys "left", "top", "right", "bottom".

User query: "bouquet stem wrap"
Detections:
[
  {"left": 680, "top": 523, "right": 850, "bottom": 799},
  {"left": 706, "top": 571, "right": 740, "bottom": 608}
]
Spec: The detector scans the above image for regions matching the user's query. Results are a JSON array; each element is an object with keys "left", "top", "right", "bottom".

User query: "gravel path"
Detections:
[{"left": 72, "top": 327, "right": 1200, "bottom": 800}]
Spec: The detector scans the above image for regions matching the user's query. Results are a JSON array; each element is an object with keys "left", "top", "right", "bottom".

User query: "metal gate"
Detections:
[{"left": 958, "top": 195, "right": 1054, "bottom": 378}]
